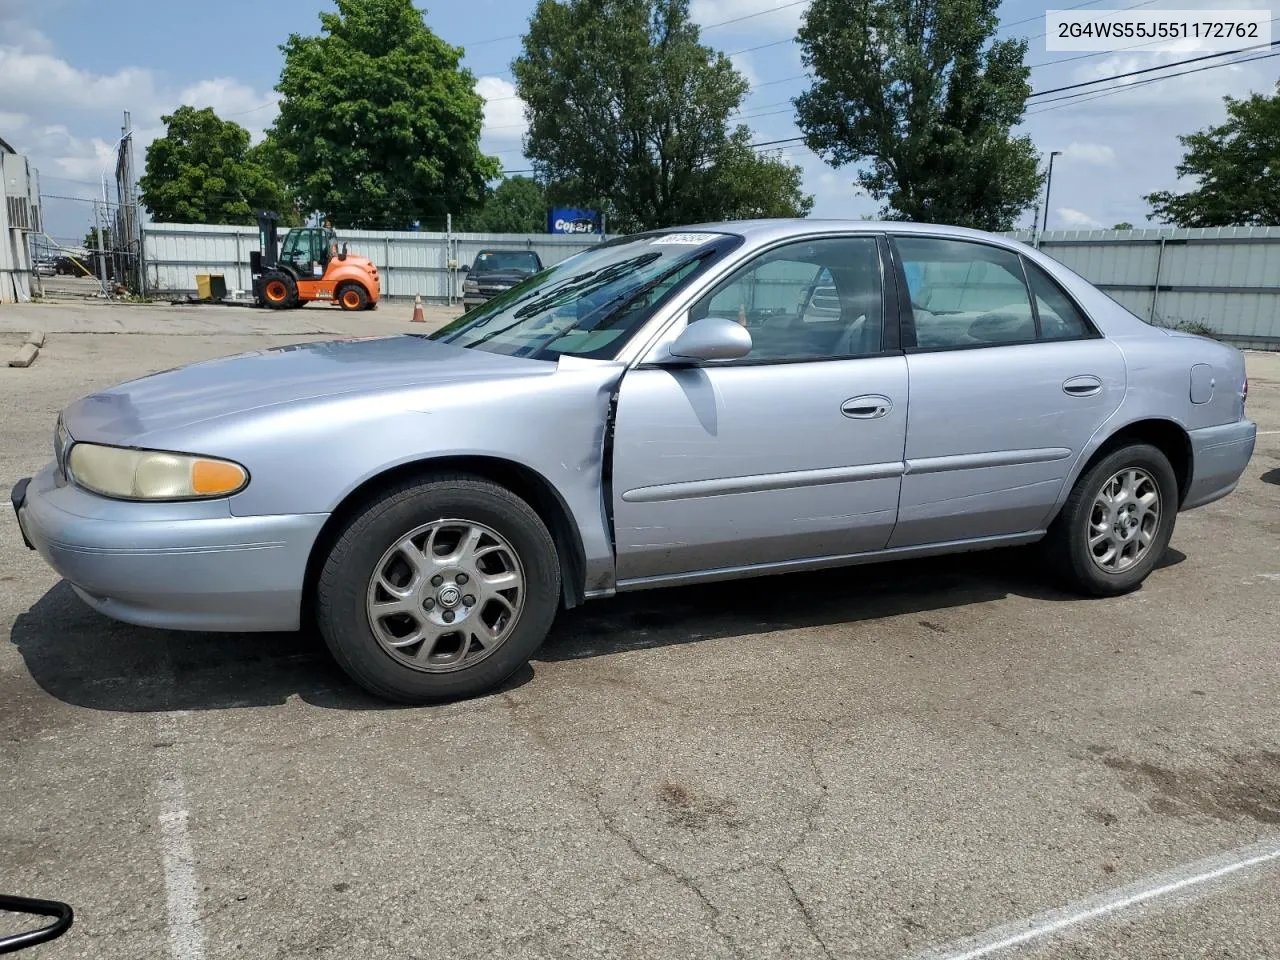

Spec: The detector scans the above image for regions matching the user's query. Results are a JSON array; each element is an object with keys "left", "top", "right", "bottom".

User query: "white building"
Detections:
[{"left": 0, "top": 135, "right": 42, "bottom": 303}]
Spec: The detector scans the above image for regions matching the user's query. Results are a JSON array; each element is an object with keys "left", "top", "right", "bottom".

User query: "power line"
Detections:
[
  {"left": 221, "top": 100, "right": 281, "bottom": 118},
  {"left": 460, "top": 0, "right": 812, "bottom": 53},
  {"left": 746, "top": 43, "right": 1280, "bottom": 148},
  {"left": 1026, "top": 46, "right": 1280, "bottom": 114},
  {"left": 462, "top": 0, "right": 1089, "bottom": 69},
  {"left": 1029, "top": 37, "right": 1280, "bottom": 99},
  {"left": 699, "top": 0, "right": 809, "bottom": 32},
  {"left": 997, "top": 0, "right": 1111, "bottom": 32},
  {"left": 1022, "top": 0, "right": 1163, "bottom": 42}
]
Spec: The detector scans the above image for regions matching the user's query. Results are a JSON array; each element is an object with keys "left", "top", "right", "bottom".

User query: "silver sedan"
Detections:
[{"left": 13, "top": 221, "right": 1257, "bottom": 702}]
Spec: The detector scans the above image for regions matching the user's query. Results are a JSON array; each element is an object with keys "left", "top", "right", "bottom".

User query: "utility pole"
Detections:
[
  {"left": 94, "top": 197, "right": 109, "bottom": 297},
  {"left": 1041, "top": 150, "right": 1063, "bottom": 237},
  {"left": 446, "top": 212, "right": 453, "bottom": 306}
]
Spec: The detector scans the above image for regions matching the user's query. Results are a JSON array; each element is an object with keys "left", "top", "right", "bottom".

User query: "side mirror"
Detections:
[
  {"left": 661, "top": 315, "right": 752, "bottom": 363},
  {"left": 460, "top": 264, "right": 470, "bottom": 274}
]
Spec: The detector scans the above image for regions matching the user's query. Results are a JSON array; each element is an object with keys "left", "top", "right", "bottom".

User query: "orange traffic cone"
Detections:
[{"left": 411, "top": 294, "right": 425, "bottom": 323}]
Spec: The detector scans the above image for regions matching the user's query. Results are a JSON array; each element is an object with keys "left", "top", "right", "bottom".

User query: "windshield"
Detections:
[
  {"left": 433, "top": 232, "right": 742, "bottom": 360},
  {"left": 473, "top": 250, "right": 542, "bottom": 273}
]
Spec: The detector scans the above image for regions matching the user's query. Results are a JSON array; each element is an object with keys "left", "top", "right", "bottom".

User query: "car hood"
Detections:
[{"left": 62, "top": 334, "right": 553, "bottom": 445}]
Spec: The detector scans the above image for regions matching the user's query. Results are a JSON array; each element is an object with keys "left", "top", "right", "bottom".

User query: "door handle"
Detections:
[
  {"left": 1062, "top": 376, "right": 1103, "bottom": 398},
  {"left": 841, "top": 395, "right": 893, "bottom": 419}
]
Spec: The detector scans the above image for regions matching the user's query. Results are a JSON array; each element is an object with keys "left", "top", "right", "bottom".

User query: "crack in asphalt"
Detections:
[
  {"left": 580, "top": 784, "right": 747, "bottom": 960},
  {"left": 774, "top": 862, "right": 838, "bottom": 960},
  {"left": 499, "top": 687, "right": 834, "bottom": 958}
]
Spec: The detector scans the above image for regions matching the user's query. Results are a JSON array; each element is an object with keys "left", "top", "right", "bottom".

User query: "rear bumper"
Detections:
[
  {"left": 1182, "top": 419, "right": 1257, "bottom": 510},
  {"left": 15, "top": 463, "right": 326, "bottom": 632}
]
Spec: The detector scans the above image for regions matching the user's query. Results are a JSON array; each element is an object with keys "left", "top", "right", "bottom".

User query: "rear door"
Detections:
[
  {"left": 610, "top": 234, "right": 909, "bottom": 584},
  {"left": 888, "top": 234, "right": 1126, "bottom": 547}
]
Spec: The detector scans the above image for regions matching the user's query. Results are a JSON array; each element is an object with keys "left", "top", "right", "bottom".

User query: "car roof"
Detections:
[{"left": 661, "top": 218, "right": 1026, "bottom": 250}]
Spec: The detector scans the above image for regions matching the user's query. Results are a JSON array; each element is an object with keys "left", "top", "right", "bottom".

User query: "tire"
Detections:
[
  {"left": 260, "top": 272, "right": 298, "bottom": 310},
  {"left": 315, "top": 475, "right": 561, "bottom": 703},
  {"left": 1044, "top": 443, "right": 1178, "bottom": 596},
  {"left": 336, "top": 282, "right": 368, "bottom": 311}
]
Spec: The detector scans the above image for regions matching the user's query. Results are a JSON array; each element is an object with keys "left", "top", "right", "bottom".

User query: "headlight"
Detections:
[
  {"left": 67, "top": 444, "right": 248, "bottom": 500},
  {"left": 463, "top": 280, "right": 479, "bottom": 293}
]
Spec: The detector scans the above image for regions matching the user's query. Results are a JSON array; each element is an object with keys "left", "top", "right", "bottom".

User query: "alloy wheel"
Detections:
[
  {"left": 1087, "top": 467, "right": 1161, "bottom": 573},
  {"left": 365, "top": 519, "right": 525, "bottom": 672}
]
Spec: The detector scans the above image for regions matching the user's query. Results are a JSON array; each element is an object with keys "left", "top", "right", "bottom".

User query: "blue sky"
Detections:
[{"left": 3, "top": 0, "right": 1277, "bottom": 238}]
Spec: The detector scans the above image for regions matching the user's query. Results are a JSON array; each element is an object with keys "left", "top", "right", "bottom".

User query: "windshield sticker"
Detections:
[{"left": 650, "top": 233, "right": 716, "bottom": 246}]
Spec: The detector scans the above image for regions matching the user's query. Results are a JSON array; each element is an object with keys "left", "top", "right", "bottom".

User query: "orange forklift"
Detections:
[{"left": 250, "top": 211, "right": 380, "bottom": 310}]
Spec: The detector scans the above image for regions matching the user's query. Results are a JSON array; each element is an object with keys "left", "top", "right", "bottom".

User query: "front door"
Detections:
[
  {"left": 611, "top": 235, "right": 908, "bottom": 584},
  {"left": 888, "top": 235, "right": 1127, "bottom": 547}
]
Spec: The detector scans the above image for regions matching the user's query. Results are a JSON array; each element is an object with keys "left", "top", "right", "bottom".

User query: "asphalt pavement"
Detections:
[{"left": 1, "top": 294, "right": 1278, "bottom": 959}]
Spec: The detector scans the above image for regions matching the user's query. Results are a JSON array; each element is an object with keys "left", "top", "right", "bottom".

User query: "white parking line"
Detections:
[
  {"left": 154, "top": 713, "right": 206, "bottom": 960},
  {"left": 913, "top": 839, "right": 1280, "bottom": 960}
]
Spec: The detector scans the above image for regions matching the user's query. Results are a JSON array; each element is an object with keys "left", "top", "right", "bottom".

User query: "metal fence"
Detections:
[
  {"left": 140, "top": 221, "right": 1280, "bottom": 348},
  {"left": 143, "top": 223, "right": 603, "bottom": 302},
  {"left": 1005, "top": 226, "right": 1280, "bottom": 350}
]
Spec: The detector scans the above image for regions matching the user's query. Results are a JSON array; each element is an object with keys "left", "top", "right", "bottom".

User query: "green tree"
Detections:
[
  {"left": 795, "top": 0, "right": 1042, "bottom": 230},
  {"left": 83, "top": 226, "right": 111, "bottom": 251},
  {"left": 513, "top": 0, "right": 811, "bottom": 234},
  {"left": 1112, "top": 222, "right": 1135, "bottom": 230},
  {"left": 271, "top": 0, "right": 497, "bottom": 229},
  {"left": 138, "top": 106, "right": 286, "bottom": 224},
  {"left": 465, "top": 176, "right": 549, "bottom": 232},
  {"left": 1145, "top": 83, "right": 1280, "bottom": 227}
]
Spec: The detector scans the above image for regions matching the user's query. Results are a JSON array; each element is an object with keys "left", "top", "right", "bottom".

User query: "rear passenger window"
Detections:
[
  {"left": 1024, "top": 260, "right": 1092, "bottom": 340},
  {"left": 895, "top": 237, "right": 1036, "bottom": 348}
]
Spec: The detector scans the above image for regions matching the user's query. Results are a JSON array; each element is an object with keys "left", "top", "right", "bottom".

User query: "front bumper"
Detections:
[
  {"left": 1182, "top": 418, "right": 1257, "bottom": 510},
  {"left": 14, "top": 463, "right": 327, "bottom": 632}
]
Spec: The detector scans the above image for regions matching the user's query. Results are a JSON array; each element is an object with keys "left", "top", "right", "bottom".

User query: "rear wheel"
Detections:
[
  {"left": 337, "top": 282, "right": 368, "bottom": 311},
  {"left": 260, "top": 272, "right": 297, "bottom": 310},
  {"left": 315, "top": 475, "right": 561, "bottom": 703},
  {"left": 1044, "top": 443, "right": 1178, "bottom": 596}
]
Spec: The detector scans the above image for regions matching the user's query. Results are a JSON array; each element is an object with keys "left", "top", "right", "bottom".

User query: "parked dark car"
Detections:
[{"left": 461, "top": 248, "right": 544, "bottom": 309}]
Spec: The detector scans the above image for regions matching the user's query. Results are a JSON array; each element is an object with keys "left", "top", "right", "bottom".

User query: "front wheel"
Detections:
[
  {"left": 1044, "top": 443, "right": 1178, "bottom": 596},
  {"left": 315, "top": 476, "right": 561, "bottom": 703}
]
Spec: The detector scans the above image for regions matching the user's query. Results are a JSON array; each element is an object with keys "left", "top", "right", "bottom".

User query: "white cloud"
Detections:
[
  {"left": 690, "top": 0, "right": 807, "bottom": 36},
  {"left": 475, "top": 74, "right": 526, "bottom": 142},
  {"left": 0, "top": 30, "right": 278, "bottom": 213},
  {"left": 0, "top": 0, "right": 54, "bottom": 55},
  {"left": 729, "top": 52, "right": 759, "bottom": 88},
  {"left": 1056, "top": 207, "right": 1102, "bottom": 228},
  {"left": 1063, "top": 142, "right": 1115, "bottom": 165},
  {"left": 176, "top": 78, "right": 278, "bottom": 139}
]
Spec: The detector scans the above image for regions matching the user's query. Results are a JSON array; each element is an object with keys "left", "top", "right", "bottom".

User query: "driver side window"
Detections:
[{"left": 690, "top": 237, "right": 884, "bottom": 363}]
